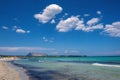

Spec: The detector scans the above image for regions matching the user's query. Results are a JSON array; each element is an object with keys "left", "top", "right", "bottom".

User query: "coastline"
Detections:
[
  {"left": 9, "top": 61, "right": 30, "bottom": 80},
  {"left": 1, "top": 56, "right": 120, "bottom": 80},
  {"left": 0, "top": 59, "right": 29, "bottom": 80}
]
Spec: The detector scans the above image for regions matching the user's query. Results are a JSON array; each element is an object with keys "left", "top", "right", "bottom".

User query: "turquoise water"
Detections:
[{"left": 14, "top": 56, "right": 120, "bottom": 80}]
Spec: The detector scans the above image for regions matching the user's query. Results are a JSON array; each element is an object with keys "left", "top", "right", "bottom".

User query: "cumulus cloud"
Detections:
[
  {"left": 88, "top": 24, "right": 103, "bottom": 31},
  {"left": 97, "top": 11, "right": 102, "bottom": 15},
  {"left": 16, "top": 29, "right": 30, "bottom": 34},
  {"left": 34, "top": 4, "right": 62, "bottom": 23},
  {"left": 34, "top": 4, "right": 104, "bottom": 33},
  {"left": 75, "top": 19, "right": 85, "bottom": 30},
  {"left": 56, "top": 16, "right": 103, "bottom": 32},
  {"left": 76, "top": 24, "right": 103, "bottom": 32},
  {"left": 87, "top": 18, "right": 100, "bottom": 25},
  {"left": 33, "top": 5, "right": 120, "bottom": 38},
  {"left": 16, "top": 29, "right": 25, "bottom": 33},
  {"left": 103, "top": 21, "right": 120, "bottom": 37},
  {"left": 56, "top": 16, "right": 83, "bottom": 32},
  {"left": 2, "top": 26, "right": 8, "bottom": 30},
  {"left": 76, "top": 18, "right": 103, "bottom": 32}
]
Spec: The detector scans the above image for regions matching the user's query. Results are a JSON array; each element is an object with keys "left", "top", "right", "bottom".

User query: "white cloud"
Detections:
[
  {"left": 0, "top": 47, "right": 54, "bottom": 52},
  {"left": 33, "top": 4, "right": 104, "bottom": 33},
  {"left": 42, "top": 37, "right": 54, "bottom": 43},
  {"left": 87, "top": 18, "right": 100, "bottom": 25},
  {"left": 12, "top": 26, "right": 30, "bottom": 34},
  {"left": 97, "top": 11, "right": 102, "bottom": 15},
  {"left": 79, "top": 24, "right": 103, "bottom": 32},
  {"left": 75, "top": 20, "right": 85, "bottom": 30},
  {"left": 103, "top": 21, "right": 120, "bottom": 37},
  {"left": 50, "top": 19, "right": 56, "bottom": 24},
  {"left": 16, "top": 29, "right": 30, "bottom": 34},
  {"left": 16, "top": 29, "right": 26, "bottom": 33},
  {"left": 34, "top": 4, "right": 62, "bottom": 23},
  {"left": 56, "top": 16, "right": 83, "bottom": 32},
  {"left": 89, "top": 24, "right": 103, "bottom": 31},
  {"left": 2, "top": 26, "right": 8, "bottom": 30},
  {"left": 56, "top": 16, "right": 103, "bottom": 32}
]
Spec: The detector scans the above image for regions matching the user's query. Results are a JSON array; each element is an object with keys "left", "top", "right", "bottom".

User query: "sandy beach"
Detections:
[{"left": 0, "top": 60, "right": 29, "bottom": 80}]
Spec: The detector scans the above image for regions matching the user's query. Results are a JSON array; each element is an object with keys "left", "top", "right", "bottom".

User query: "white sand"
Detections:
[{"left": 0, "top": 61, "right": 29, "bottom": 80}]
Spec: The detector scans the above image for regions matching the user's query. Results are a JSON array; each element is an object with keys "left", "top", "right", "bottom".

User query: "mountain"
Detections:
[{"left": 27, "top": 52, "right": 47, "bottom": 57}]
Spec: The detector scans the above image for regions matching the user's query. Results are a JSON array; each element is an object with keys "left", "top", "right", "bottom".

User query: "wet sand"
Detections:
[{"left": 0, "top": 61, "right": 29, "bottom": 80}]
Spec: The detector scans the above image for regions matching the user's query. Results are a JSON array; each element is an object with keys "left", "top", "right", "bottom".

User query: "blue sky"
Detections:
[{"left": 0, "top": 0, "right": 120, "bottom": 56}]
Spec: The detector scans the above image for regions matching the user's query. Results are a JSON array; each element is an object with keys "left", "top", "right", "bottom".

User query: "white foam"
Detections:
[{"left": 92, "top": 63, "right": 120, "bottom": 68}]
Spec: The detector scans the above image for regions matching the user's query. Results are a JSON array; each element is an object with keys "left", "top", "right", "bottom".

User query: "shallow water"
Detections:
[{"left": 14, "top": 56, "right": 120, "bottom": 80}]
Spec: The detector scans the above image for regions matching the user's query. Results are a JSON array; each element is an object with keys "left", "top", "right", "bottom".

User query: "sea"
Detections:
[{"left": 13, "top": 56, "right": 120, "bottom": 80}]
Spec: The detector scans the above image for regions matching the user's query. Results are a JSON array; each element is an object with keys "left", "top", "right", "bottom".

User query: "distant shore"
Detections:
[{"left": 0, "top": 58, "right": 29, "bottom": 80}]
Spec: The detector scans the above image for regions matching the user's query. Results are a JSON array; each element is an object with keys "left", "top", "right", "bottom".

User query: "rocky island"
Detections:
[{"left": 27, "top": 52, "right": 47, "bottom": 57}]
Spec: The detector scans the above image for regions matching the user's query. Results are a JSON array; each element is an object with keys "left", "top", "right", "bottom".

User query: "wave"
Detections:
[{"left": 92, "top": 63, "right": 120, "bottom": 68}]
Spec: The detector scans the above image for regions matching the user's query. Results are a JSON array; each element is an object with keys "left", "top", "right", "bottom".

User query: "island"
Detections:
[{"left": 27, "top": 52, "right": 47, "bottom": 57}]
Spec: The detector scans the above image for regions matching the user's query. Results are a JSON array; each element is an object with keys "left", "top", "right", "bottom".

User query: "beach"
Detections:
[
  {"left": 0, "top": 59, "right": 29, "bottom": 80},
  {"left": 0, "top": 56, "right": 120, "bottom": 80}
]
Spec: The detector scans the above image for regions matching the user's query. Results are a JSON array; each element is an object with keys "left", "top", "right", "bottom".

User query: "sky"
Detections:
[{"left": 0, "top": 0, "right": 120, "bottom": 56}]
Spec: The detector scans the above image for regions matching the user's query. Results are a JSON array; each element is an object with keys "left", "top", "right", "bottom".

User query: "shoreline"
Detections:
[
  {"left": 9, "top": 61, "right": 30, "bottom": 80},
  {"left": 0, "top": 60, "right": 29, "bottom": 80}
]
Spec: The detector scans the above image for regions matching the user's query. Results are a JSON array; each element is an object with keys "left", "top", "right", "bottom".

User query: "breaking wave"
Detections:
[{"left": 92, "top": 63, "right": 120, "bottom": 68}]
